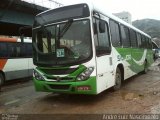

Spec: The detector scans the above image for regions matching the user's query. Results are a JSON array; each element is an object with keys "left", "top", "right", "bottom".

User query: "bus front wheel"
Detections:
[
  {"left": 0, "top": 73, "right": 4, "bottom": 88},
  {"left": 113, "top": 68, "right": 122, "bottom": 91}
]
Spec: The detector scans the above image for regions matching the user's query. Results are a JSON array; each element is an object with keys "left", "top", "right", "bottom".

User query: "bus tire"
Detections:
[
  {"left": 113, "top": 67, "right": 122, "bottom": 91},
  {"left": 0, "top": 73, "right": 4, "bottom": 87},
  {"left": 143, "top": 60, "right": 148, "bottom": 74}
]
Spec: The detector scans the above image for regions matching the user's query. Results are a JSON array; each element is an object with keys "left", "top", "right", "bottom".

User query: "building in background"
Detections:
[{"left": 114, "top": 12, "right": 132, "bottom": 24}]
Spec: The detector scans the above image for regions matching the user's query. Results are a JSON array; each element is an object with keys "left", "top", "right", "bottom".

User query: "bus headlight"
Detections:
[
  {"left": 77, "top": 67, "right": 94, "bottom": 81},
  {"left": 33, "top": 69, "right": 45, "bottom": 81}
]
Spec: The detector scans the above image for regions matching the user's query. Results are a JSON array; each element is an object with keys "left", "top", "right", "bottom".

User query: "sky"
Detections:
[
  {"left": 58, "top": 0, "right": 160, "bottom": 21},
  {"left": 24, "top": 0, "right": 160, "bottom": 21}
]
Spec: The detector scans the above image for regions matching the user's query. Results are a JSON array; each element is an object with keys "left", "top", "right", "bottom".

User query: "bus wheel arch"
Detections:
[
  {"left": 117, "top": 64, "right": 124, "bottom": 81},
  {"left": 0, "top": 71, "right": 5, "bottom": 86},
  {"left": 113, "top": 64, "right": 124, "bottom": 91}
]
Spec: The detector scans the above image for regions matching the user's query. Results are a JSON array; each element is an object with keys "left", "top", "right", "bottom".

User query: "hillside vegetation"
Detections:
[{"left": 132, "top": 19, "right": 160, "bottom": 39}]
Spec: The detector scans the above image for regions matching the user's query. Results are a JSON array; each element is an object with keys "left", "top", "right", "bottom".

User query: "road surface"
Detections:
[{"left": 0, "top": 60, "right": 160, "bottom": 117}]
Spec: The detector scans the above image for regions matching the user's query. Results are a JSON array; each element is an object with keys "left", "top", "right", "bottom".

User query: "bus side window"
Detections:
[
  {"left": 130, "top": 29, "right": 138, "bottom": 48},
  {"left": 20, "top": 43, "right": 26, "bottom": 57},
  {"left": 0, "top": 42, "right": 8, "bottom": 58},
  {"left": 146, "top": 38, "right": 149, "bottom": 49},
  {"left": 136, "top": 33, "right": 142, "bottom": 48},
  {"left": 16, "top": 43, "right": 21, "bottom": 57},
  {"left": 120, "top": 25, "right": 130, "bottom": 47},
  {"left": 93, "top": 18, "right": 111, "bottom": 56},
  {"left": 8, "top": 43, "right": 21, "bottom": 58},
  {"left": 141, "top": 35, "right": 146, "bottom": 48},
  {"left": 8, "top": 43, "right": 16, "bottom": 58},
  {"left": 26, "top": 43, "right": 33, "bottom": 57},
  {"left": 148, "top": 38, "right": 152, "bottom": 49},
  {"left": 109, "top": 20, "right": 121, "bottom": 47}
]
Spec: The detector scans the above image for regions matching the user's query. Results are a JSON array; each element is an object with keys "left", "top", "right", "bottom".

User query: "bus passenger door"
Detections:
[{"left": 93, "top": 18, "right": 114, "bottom": 93}]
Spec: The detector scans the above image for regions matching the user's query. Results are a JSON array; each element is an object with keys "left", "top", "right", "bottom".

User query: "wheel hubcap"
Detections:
[{"left": 116, "top": 73, "right": 121, "bottom": 86}]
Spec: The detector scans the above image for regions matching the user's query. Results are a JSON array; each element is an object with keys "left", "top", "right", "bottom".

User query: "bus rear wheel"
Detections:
[
  {"left": 113, "top": 68, "right": 122, "bottom": 91},
  {"left": 143, "top": 61, "right": 148, "bottom": 74}
]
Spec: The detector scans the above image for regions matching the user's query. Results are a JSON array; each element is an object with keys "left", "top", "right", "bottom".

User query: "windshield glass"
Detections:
[
  {"left": 33, "top": 19, "right": 92, "bottom": 66},
  {"left": 34, "top": 4, "right": 90, "bottom": 27}
]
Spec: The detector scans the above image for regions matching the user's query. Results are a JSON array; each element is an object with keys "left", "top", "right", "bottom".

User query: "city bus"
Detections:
[
  {"left": 0, "top": 37, "right": 34, "bottom": 87},
  {"left": 32, "top": 3, "right": 153, "bottom": 94}
]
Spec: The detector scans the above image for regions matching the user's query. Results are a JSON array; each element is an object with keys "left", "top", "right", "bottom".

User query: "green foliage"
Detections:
[{"left": 133, "top": 19, "right": 160, "bottom": 39}]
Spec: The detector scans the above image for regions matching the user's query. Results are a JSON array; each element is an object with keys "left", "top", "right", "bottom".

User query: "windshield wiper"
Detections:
[{"left": 58, "top": 19, "right": 73, "bottom": 39}]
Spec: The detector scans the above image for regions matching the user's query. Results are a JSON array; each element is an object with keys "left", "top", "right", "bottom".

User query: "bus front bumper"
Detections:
[{"left": 33, "top": 77, "right": 97, "bottom": 95}]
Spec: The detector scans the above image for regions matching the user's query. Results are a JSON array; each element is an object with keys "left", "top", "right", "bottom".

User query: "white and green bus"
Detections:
[{"left": 32, "top": 3, "right": 153, "bottom": 94}]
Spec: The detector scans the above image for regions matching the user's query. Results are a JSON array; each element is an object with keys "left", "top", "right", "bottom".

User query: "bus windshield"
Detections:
[{"left": 32, "top": 19, "right": 92, "bottom": 67}]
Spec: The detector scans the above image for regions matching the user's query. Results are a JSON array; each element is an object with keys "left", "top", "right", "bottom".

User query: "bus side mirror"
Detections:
[
  {"left": 19, "top": 26, "right": 32, "bottom": 42},
  {"left": 99, "top": 20, "right": 105, "bottom": 33},
  {"left": 93, "top": 23, "right": 97, "bottom": 34}
]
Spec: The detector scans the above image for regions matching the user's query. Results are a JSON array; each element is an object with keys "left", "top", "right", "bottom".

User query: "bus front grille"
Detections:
[
  {"left": 46, "top": 76, "right": 75, "bottom": 82},
  {"left": 39, "top": 68, "right": 78, "bottom": 75}
]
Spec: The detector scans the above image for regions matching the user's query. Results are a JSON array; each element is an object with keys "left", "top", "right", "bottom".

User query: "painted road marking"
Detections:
[{"left": 4, "top": 99, "right": 20, "bottom": 106}]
